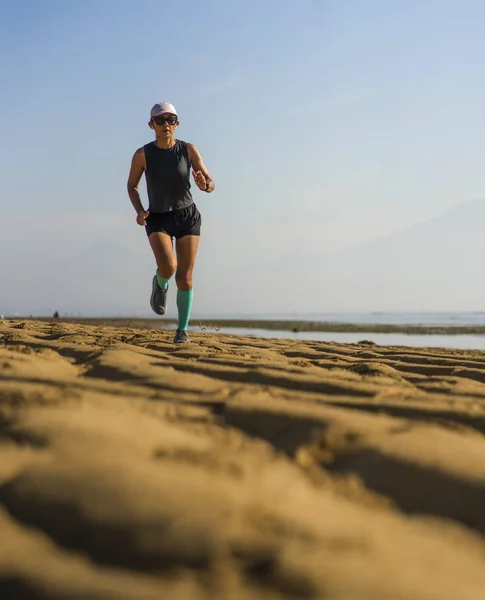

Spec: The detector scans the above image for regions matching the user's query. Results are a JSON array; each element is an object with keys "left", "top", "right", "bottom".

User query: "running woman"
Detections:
[{"left": 127, "top": 102, "right": 214, "bottom": 344}]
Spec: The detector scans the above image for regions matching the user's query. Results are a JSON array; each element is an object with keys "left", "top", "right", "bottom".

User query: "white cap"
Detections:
[{"left": 150, "top": 102, "right": 177, "bottom": 119}]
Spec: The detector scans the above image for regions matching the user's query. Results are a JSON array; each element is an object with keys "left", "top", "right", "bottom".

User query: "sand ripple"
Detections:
[{"left": 2, "top": 320, "right": 485, "bottom": 598}]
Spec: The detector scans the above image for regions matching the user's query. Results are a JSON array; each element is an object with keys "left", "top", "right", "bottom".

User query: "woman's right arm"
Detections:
[{"left": 127, "top": 148, "right": 147, "bottom": 217}]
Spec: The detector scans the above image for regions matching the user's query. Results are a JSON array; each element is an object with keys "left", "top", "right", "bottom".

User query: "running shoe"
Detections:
[
  {"left": 173, "top": 329, "right": 190, "bottom": 344},
  {"left": 150, "top": 275, "right": 168, "bottom": 315}
]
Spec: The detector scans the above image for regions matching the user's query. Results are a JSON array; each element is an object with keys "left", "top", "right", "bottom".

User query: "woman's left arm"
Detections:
[{"left": 187, "top": 143, "right": 214, "bottom": 193}]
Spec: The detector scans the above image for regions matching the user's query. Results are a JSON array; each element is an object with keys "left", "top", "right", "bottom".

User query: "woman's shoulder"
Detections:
[
  {"left": 179, "top": 140, "right": 196, "bottom": 156},
  {"left": 176, "top": 140, "right": 192, "bottom": 157}
]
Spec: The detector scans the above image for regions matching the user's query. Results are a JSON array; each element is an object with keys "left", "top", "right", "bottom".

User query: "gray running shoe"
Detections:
[
  {"left": 150, "top": 275, "right": 168, "bottom": 315},
  {"left": 173, "top": 329, "right": 190, "bottom": 344}
]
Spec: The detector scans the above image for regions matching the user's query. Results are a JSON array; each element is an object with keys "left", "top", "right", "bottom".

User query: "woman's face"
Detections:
[{"left": 149, "top": 113, "right": 178, "bottom": 137}]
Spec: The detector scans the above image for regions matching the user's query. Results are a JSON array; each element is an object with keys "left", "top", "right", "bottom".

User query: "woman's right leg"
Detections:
[
  {"left": 148, "top": 232, "right": 177, "bottom": 315},
  {"left": 149, "top": 232, "right": 177, "bottom": 278}
]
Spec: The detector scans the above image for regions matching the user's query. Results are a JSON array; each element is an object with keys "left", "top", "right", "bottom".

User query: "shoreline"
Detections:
[{"left": 8, "top": 316, "right": 485, "bottom": 335}]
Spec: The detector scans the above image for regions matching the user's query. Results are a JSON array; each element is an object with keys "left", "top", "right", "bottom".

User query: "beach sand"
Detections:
[{"left": 2, "top": 319, "right": 485, "bottom": 599}]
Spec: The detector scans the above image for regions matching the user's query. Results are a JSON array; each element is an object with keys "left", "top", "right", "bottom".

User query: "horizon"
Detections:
[{"left": 7, "top": 308, "right": 485, "bottom": 320}]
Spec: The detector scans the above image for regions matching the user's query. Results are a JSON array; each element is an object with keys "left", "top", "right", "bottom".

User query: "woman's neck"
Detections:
[{"left": 155, "top": 137, "right": 176, "bottom": 149}]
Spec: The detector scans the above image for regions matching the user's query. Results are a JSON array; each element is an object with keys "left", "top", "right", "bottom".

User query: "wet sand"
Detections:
[{"left": 2, "top": 319, "right": 485, "bottom": 599}]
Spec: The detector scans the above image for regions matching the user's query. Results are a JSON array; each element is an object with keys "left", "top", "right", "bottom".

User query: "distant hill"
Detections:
[
  {"left": 2, "top": 200, "right": 485, "bottom": 316},
  {"left": 308, "top": 199, "right": 485, "bottom": 311}
]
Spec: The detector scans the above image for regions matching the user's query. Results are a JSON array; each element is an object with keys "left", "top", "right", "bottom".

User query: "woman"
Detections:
[{"left": 127, "top": 102, "right": 214, "bottom": 344}]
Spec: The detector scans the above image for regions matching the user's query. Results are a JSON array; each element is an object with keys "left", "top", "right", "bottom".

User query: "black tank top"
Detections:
[{"left": 144, "top": 140, "right": 193, "bottom": 213}]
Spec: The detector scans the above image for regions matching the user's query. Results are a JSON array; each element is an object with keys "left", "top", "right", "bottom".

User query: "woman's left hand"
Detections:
[{"left": 192, "top": 169, "right": 207, "bottom": 190}]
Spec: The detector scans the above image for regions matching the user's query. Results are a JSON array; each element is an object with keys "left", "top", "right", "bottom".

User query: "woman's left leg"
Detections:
[{"left": 173, "top": 235, "right": 199, "bottom": 342}]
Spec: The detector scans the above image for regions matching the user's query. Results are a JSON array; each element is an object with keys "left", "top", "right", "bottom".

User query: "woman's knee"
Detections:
[
  {"left": 175, "top": 269, "right": 193, "bottom": 290},
  {"left": 157, "top": 260, "right": 177, "bottom": 279}
]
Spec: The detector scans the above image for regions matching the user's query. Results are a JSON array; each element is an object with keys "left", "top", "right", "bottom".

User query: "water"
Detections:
[
  {"left": 209, "top": 327, "right": 485, "bottom": 351},
  {"left": 184, "top": 312, "right": 485, "bottom": 350},
  {"left": 206, "top": 312, "right": 485, "bottom": 327},
  {"left": 312, "top": 312, "right": 485, "bottom": 326},
  {"left": 188, "top": 312, "right": 485, "bottom": 350}
]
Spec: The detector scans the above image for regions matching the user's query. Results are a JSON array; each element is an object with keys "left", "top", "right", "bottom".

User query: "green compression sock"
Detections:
[
  {"left": 156, "top": 272, "right": 169, "bottom": 290},
  {"left": 177, "top": 289, "right": 193, "bottom": 331}
]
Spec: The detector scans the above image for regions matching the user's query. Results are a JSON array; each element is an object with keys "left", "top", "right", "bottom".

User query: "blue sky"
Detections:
[{"left": 2, "top": 1, "right": 485, "bottom": 316}]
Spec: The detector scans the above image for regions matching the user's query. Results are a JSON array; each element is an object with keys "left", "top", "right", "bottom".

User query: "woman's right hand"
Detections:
[{"left": 136, "top": 210, "right": 149, "bottom": 226}]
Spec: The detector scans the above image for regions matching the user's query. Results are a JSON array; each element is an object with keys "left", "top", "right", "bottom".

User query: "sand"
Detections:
[{"left": 2, "top": 320, "right": 485, "bottom": 599}]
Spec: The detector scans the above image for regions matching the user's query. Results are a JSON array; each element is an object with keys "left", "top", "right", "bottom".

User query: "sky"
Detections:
[{"left": 2, "top": 0, "right": 485, "bottom": 317}]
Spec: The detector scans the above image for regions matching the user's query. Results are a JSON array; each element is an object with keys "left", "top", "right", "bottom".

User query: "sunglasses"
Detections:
[{"left": 152, "top": 116, "right": 177, "bottom": 126}]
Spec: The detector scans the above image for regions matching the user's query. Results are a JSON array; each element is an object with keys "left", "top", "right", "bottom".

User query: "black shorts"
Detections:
[{"left": 145, "top": 203, "right": 201, "bottom": 239}]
